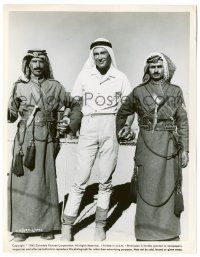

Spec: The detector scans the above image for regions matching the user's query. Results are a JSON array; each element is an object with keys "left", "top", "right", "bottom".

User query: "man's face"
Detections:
[
  {"left": 149, "top": 60, "right": 164, "bottom": 81},
  {"left": 29, "top": 57, "right": 45, "bottom": 77},
  {"left": 93, "top": 47, "right": 111, "bottom": 70}
]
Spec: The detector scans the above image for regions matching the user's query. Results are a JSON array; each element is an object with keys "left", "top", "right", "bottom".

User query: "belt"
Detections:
[
  {"left": 84, "top": 113, "right": 116, "bottom": 117},
  {"left": 140, "top": 123, "right": 176, "bottom": 131},
  {"left": 20, "top": 110, "right": 55, "bottom": 125}
]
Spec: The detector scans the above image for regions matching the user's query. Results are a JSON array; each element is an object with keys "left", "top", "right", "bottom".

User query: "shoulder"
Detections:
[
  {"left": 46, "top": 79, "right": 69, "bottom": 93},
  {"left": 112, "top": 68, "right": 129, "bottom": 80},
  {"left": 46, "top": 78, "right": 63, "bottom": 88},
  {"left": 13, "top": 80, "right": 28, "bottom": 90},
  {"left": 47, "top": 78, "right": 61, "bottom": 85},
  {"left": 167, "top": 83, "right": 183, "bottom": 95},
  {"left": 131, "top": 83, "right": 146, "bottom": 95}
]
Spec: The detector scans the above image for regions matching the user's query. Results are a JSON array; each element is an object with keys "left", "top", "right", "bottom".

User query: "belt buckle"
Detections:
[
  {"left": 35, "top": 120, "right": 46, "bottom": 126},
  {"left": 165, "top": 124, "right": 175, "bottom": 131},
  {"left": 141, "top": 124, "right": 150, "bottom": 130}
]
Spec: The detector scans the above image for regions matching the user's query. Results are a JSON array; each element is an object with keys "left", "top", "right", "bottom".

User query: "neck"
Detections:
[
  {"left": 96, "top": 65, "right": 111, "bottom": 75},
  {"left": 31, "top": 73, "right": 45, "bottom": 81},
  {"left": 30, "top": 74, "right": 45, "bottom": 84},
  {"left": 150, "top": 78, "right": 165, "bottom": 85}
]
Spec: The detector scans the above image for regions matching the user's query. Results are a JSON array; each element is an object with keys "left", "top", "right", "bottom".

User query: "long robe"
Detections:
[
  {"left": 116, "top": 80, "right": 189, "bottom": 240},
  {"left": 8, "top": 76, "right": 82, "bottom": 234}
]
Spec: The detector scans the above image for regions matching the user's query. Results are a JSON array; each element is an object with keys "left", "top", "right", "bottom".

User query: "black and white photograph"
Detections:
[{"left": 3, "top": 3, "right": 196, "bottom": 253}]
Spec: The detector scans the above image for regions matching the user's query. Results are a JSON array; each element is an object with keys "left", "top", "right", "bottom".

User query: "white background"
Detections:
[{"left": 0, "top": 0, "right": 199, "bottom": 257}]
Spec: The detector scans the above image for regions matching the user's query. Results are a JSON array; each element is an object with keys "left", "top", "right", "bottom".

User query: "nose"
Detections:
[
  {"left": 97, "top": 54, "right": 103, "bottom": 60},
  {"left": 36, "top": 61, "right": 40, "bottom": 67},
  {"left": 154, "top": 67, "right": 158, "bottom": 72}
]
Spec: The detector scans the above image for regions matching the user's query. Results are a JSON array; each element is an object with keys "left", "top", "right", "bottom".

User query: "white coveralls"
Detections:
[{"left": 64, "top": 64, "right": 132, "bottom": 217}]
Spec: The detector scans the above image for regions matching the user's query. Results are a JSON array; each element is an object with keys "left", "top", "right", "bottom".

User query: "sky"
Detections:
[{"left": 7, "top": 11, "right": 190, "bottom": 105}]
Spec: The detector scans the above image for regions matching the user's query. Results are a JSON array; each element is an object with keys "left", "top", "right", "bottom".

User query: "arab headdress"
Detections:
[
  {"left": 142, "top": 52, "right": 176, "bottom": 84},
  {"left": 81, "top": 38, "right": 117, "bottom": 72},
  {"left": 19, "top": 49, "right": 54, "bottom": 82}
]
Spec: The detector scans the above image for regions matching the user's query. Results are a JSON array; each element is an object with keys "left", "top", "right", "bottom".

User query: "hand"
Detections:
[
  {"left": 181, "top": 151, "right": 189, "bottom": 168},
  {"left": 57, "top": 116, "right": 70, "bottom": 134},
  {"left": 67, "top": 133, "right": 76, "bottom": 140},
  {"left": 118, "top": 126, "right": 135, "bottom": 141}
]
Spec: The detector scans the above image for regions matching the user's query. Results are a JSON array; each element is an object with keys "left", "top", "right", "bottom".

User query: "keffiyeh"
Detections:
[
  {"left": 19, "top": 49, "right": 54, "bottom": 82},
  {"left": 81, "top": 38, "right": 117, "bottom": 71},
  {"left": 143, "top": 52, "right": 176, "bottom": 84}
]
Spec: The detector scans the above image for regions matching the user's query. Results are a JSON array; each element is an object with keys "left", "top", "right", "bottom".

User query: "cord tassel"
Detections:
[
  {"left": 174, "top": 179, "right": 184, "bottom": 217},
  {"left": 12, "top": 148, "right": 24, "bottom": 177},
  {"left": 130, "top": 161, "right": 138, "bottom": 203},
  {"left": 24, "top": 139, "right": 36, "bottom": 171}
]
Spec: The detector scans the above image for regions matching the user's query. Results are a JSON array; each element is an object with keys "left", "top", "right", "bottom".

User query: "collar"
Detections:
[
  {"left": 149, "top": 79, "right": 166, "bottom": 86},
  {"left": 30, "top": 75, "right": 46, "bottom": 84},
  {"left": 90, "top": 65, "right": 117, "bottom": 78}
]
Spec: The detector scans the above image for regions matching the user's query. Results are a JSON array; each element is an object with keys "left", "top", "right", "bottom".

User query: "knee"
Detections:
[
  {"left": 71, "top": 182, "right": 87, "bottom": 194},
  {"left": 99, "top": 182, "right": 112, "bottom": 192}
]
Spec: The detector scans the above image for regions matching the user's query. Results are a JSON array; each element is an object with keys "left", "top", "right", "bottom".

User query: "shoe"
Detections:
[
  {"left": 60, "top": 224, "right": 73, "bottom": 241},
  {"left": 136, "top": 236, "right": 180, "bottom": 241},
  {"left": 13, "top": 233, "right": 28, "bottom": 242},
  {"left": 165, "top": 236, "right": 180, "bottom": 241},
  {"left": 40, "top": 232, "right": 55, "bottom": 240},
  {"left": 94, "top": 224, "right": 106, "bottom": 241}
]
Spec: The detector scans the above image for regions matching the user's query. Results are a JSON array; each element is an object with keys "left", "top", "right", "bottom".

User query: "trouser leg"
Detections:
[
  {"left": 61, "top": 214, "right": 77, "bottom": 241},
  {"left": 97, "top": 134, "right": 119, "bottom": 210},
  {"left": 94, "top": 122, "right": 119, "bottom": 241},
  {"left": 63, "top": 134, "right": 99, "bottom": 218},
  {"left": 61, "top": 133, "right": 98, "bottom": 240}
]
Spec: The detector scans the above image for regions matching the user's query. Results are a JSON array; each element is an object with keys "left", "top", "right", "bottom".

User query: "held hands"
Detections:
[
  {"left": 181, "top": 151, "right": 189, "bottom": 168},
  {"left": 57, "top": 116, "right": 70, "bottom": 135},
  {"left": 118, "top": 125, "right": 136, "bottom": 141}
]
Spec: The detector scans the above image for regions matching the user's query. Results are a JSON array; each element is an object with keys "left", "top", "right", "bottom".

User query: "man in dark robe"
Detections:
[
  {"left": 7, "top": 49, "right": 82, "bottom": 242},
  {"left": 116, "top": 52, "right": 189, "bottom": 241}
]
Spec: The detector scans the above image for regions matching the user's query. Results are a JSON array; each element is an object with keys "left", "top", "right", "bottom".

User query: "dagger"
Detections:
[{"left": 26, "top": 105, "right": 40, "bottom": 128}]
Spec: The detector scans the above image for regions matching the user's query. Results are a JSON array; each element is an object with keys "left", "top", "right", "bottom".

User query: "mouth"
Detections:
[{"left": 97, "top": 60, "right": 106, "bottom": 65}]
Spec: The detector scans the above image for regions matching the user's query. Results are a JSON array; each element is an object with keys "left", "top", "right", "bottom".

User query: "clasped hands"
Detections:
[
  {"left": 118, "top": 125, "right": 136, "bottom": 141},
  {"left": 57, "top": 116, "right": 75, "bottom": 139}
]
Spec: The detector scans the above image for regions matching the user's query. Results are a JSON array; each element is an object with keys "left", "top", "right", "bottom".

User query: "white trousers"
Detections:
[{"left": 64, "top": 115, "right": 119, "bottom": 217}]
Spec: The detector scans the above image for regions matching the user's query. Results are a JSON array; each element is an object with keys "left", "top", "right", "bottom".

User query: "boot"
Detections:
[
  {"left": 94, "top": 223, "right": 106, "bottom": 241},
  {"left": 94, "top": 207, "right": 108, "bottom": 241},
  {"left": 60, "top": 214, "right": 76, "bottom": 241},
  {"left": 13, "top": 233, "right": 28, "bottom": 242},
  {"left": 40, "top": 232, "right": 55, "bottom": 240}
]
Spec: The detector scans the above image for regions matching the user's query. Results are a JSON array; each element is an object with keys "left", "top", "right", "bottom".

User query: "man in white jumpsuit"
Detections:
[{"left": 61, "top": 38, "right": 133, "bottom": 241}]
